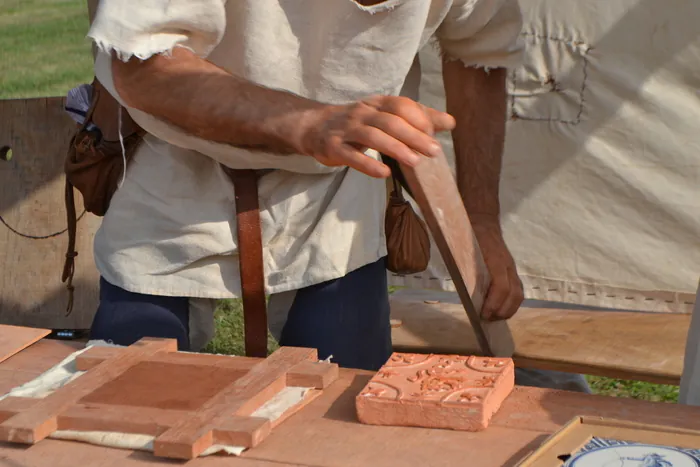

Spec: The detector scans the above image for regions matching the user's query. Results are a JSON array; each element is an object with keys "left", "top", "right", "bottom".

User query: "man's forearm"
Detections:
[
  {"left": 111, "top": 47, "right": 325, "bottom": 154},
  {"left": 443, "top": 60, "right": 508, "bottom": 219}
]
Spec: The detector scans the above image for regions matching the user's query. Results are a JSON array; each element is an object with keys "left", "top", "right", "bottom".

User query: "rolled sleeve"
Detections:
[
  {"left": 436, "top": 0, "right": 524, "bottom": 69},
  {"left": 87, "top": 0, "right": 226, "bottom": 61},
  {"left": 89, "top": 1, "right": 338, "bottom": 173}
]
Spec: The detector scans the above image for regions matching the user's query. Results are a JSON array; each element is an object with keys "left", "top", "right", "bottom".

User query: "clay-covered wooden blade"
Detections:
[{"left": 399, "top": 151, "right": 515, "bottom": 357}]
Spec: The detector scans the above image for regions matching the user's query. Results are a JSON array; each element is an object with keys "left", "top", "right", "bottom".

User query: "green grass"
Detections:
[
  {"left": 0, "top": 0, "right": 94, "bottom": 98},
  {"left": 203, "top": 299, "right": 279, "bottom": 356},
  {"left": 0, "top": 0, "right": 680, "bottom": 404},
  {"left": 586, "top": 376, "right": 679, "bottom": 403}
]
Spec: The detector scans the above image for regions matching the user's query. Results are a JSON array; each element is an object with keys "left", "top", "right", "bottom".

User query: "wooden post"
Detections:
[{"left": 679, "top": 279, "right": 700, "bottom": 405}]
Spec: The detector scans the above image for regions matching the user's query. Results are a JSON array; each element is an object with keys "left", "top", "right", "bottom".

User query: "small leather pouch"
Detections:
[{"left": 383, "top": 158, "right": 431, "bottom": 275}]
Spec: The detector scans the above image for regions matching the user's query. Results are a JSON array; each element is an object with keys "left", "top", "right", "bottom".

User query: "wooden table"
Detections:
[
  {"left": 391, "top": 289, "right": 690, "bottom": 385},
  {"left": 1, "top": 339, "right": 699, "bottom": 467}
]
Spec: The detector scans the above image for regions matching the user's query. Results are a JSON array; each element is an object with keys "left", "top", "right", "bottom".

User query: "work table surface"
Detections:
[{"left": 0, "top": 340, "right": 698, "bottom": 467}]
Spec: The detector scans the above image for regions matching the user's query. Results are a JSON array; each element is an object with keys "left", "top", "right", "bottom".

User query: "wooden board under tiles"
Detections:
[
  {"left": 0, "top": 324, "right": 51, "bottom": 364},
  {"left": 0, "top": 338, "right": 339, "bottom": 460},
  {"left": 390, "top": 289, "right": 690, "bottom": 385},
  {"left": 399, "top": 152, "right": 514, "bottom": 357},
  {"left": 0, "top": 98, "right": 101, "bottom": 330}
]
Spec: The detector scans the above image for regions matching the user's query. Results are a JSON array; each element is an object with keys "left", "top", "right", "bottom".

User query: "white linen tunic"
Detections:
[{"left": 87, "top": 0, "right": 523, "bottom": 342}]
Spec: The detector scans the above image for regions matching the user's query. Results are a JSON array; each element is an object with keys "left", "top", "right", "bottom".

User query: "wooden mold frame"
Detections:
[
  {"left": 517, "top": 416, "right": 700, "bottom": 466},
  {"left": 0, "top": 338, "right": 339, "bottom": 459}
]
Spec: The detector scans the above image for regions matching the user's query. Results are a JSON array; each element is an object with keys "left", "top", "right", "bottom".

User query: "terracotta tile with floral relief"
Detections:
[{"left": 356, "top": 353, "right": 515, "bottom": 431}]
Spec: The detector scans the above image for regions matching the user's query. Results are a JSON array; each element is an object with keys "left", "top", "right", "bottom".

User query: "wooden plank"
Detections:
[
  {"left": 0, "top": 324, "right": 50, "bottom": 363},
  {"left": 286, "top": 361, "right": 339, "bottom": 389},
  {"left": 0, "top": 338, "right": 176, "bottom": 444},
  {"left": 76, "top": 346, "right": 337, "bottom": 389},
  {"left": 212, "top": 416, "right": 272, "bottom": 448},
  {"left": 74, "top": 346, "right": 259, "bottom": 371},
  {"left": 680, "top": 279, "right": 700, "bottom": 404},
  {"left": 59, "top": 403, "right": 184, "bottom": 437},
  {"left": 390, "top": 289, "right": 689, "bottom": 385},
  {"left": 400, "top": 151, "right": 514, "bottom": 357},
  {"left": 0, "top": 397, "right": 272, "bottom": 446},
  {"left": 0, "top": 98, "right": 101, "bottom": 330},
  {"left": 153, "top": 346, "right": 317, "bottom": 459},
  {"left": 0, "top": 339, "right": 82, "bottom": 373},
  {"left": 0, "top": 397, "right": 37, "bottom": 422},
  {"left": 0, "top": 397, "right": 180, "bottom": 436}
]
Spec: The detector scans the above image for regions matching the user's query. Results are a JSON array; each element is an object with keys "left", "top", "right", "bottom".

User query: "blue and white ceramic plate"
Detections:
[{"left": 563, "top": 438, "right": 700, "bottom": 467}]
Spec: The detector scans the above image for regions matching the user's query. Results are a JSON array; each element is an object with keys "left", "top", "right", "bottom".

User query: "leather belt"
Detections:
[{"left": 222, "top": 167, "right": 269, "bottom": 358}]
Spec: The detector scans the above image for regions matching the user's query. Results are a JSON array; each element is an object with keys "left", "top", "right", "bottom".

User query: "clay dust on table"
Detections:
[{"left": 355, "top": 353, "right": 515, "bottom": 431}]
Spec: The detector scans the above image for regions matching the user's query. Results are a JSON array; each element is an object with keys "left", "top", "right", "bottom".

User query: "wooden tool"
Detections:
[
  {"left": 0, "top": 338, "right": 338, "bottom": 460},
  {"left": 400, "top": 150, "right": 515, "bottom": 357}
]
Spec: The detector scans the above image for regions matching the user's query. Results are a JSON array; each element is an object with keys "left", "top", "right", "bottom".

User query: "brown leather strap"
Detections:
[
  {"left": 223, "top": 167, "right": 268, "bottom": 358},
  {"left": 61, "top": 81, "right": 101, "bottom": 317},
  {"left": 62, "top": 179, "right": 78, "bottom": 316}
]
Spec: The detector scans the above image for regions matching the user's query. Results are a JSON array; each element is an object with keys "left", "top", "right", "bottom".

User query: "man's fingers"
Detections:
[
  {"left": 491, "top": 288, "right": 521, "bottom": 321},
  {"left": 423, "top": 106, "right": 456, "bottom": 132},
  {"left": 481, "top": 279, "right": 509, "bottom": 321},
  {"left": 361, "top": 113, "right": 443, "bottom": 160},
  {"left": 335, "top": 144, "right": 391, "bottom": 178},
  {"left": 501, "top": 272, "right": 525, "bottom": 319},
  {"left": 356, "top": 97, "right": 451, "bottom": 160},
  {"left": 348, "top": 125, "right": 422, "bottom": 167},
  {"left": 310, "top": 97, "right": 452, "bottom": 174},
  {"left": 482, "top": 269, "right": 524, "bottom": 321},
  {"left": 367, "top": 96, "right": 435, "bottom": 136},
  {"left": 368, "top": 96, "right": 454, "bottom": 136}
]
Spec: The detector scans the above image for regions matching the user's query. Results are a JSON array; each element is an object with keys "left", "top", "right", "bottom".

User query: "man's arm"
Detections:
[
  {"left": 443, "top": 61, "right": 506, "bottom": 219},
  {"left": 112, "top": 47, "right": 454, "bottom": 178},
  {"left": 112, "top": 48, "right": 323, "bottom": 155},
  {"left": 443, "top": 61, "right": 523, "bottom": 320}
]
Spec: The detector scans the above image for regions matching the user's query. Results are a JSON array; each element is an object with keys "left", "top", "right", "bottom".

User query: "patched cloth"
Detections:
[{"left": 87, "top": 0, "right": 523, "bottom": 304}]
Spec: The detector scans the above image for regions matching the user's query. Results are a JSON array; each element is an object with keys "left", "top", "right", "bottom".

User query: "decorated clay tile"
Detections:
[{"left": 356, "top": 353, "right": 515, "bottom": 431}]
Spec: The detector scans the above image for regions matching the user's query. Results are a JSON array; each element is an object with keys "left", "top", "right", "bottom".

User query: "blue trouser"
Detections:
[
  {"left": 278, "top": 258, "right": 392, "bottom": 371},
  {"left": 90, "top": 277, "right": 192, "bottom": 351},
  {"left": 90, "top": 258, "right": 393, "bottom": 371}
]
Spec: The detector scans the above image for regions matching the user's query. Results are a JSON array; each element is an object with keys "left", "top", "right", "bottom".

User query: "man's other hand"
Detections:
[
  {"left": 472, "top": 215, "right": 524, "bottom": 321},
  {"left": 299, "top": 96, "right": 455, "bottom": 178}
]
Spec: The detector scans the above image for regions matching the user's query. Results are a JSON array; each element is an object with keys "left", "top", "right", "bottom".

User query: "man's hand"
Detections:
[
  {"left": 472, "top": 215, "right": 524, "bottom": 321},
  {"left": 300, "top": 96, "right": 455, "bottom": 178},
  {"left": 442, "top": 61, "right": 523, "bottom": 320}
]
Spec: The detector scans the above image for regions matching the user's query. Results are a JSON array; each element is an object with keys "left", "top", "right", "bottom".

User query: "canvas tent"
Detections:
[{"left": 390, "top": 0, "right": 700, "bottom": 314}]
